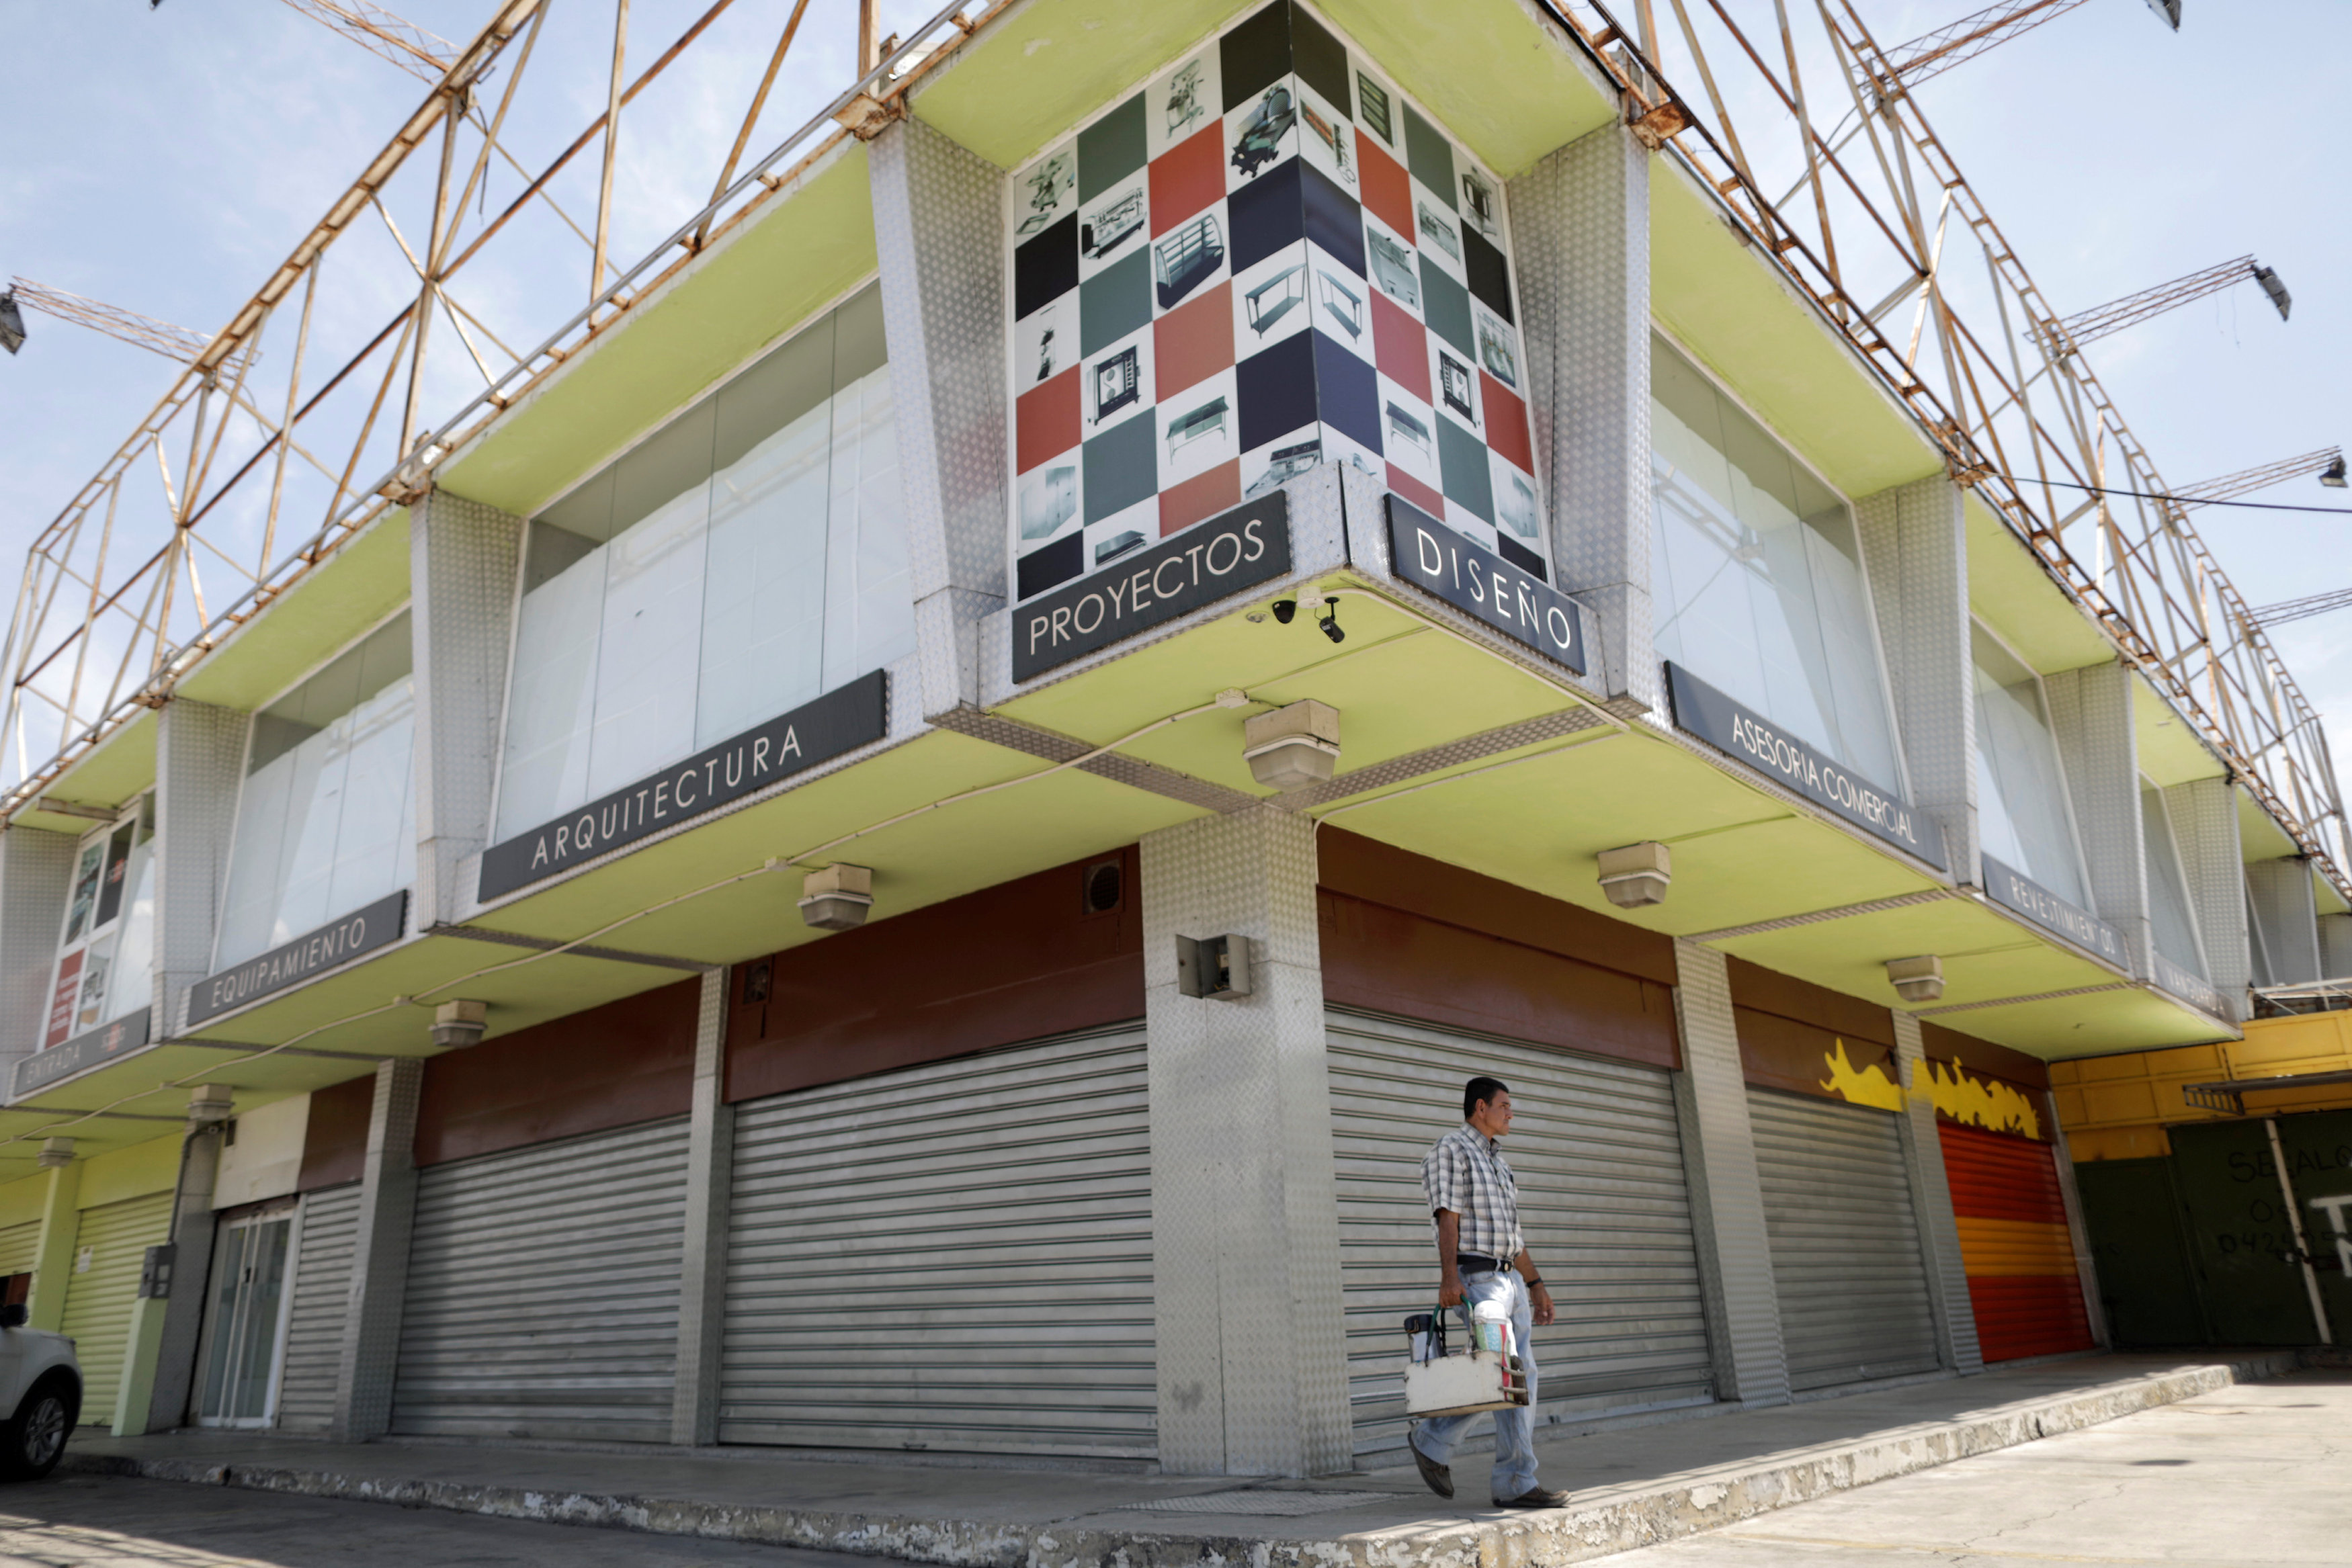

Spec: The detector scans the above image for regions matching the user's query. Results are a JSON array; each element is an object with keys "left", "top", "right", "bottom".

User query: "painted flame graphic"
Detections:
[
  {"left": 1923, "top": 1058, "right": 2042, "bottom": 1141},
  {"left": 1818, "top": 1038, "right": 1906, "bottom": 1112}
]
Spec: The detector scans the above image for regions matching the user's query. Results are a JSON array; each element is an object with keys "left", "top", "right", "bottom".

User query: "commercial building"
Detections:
[{"left": 0, "top": 0, "right": 2340, "bottom": 1467}]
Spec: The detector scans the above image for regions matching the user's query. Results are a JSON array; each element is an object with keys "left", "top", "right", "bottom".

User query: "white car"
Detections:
[{"left": 0, "top": 1305, "right": 79, "bottom": 1479}]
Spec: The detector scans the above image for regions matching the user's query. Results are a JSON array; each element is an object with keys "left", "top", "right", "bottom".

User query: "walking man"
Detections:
[{"left": 1407, "top": 1075, "right": 1567, "bottom": 1509}]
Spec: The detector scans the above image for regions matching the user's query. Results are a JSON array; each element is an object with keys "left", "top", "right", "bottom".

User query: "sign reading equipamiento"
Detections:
[
  {"left": 185, "top": 891, "right": 409, "bottom": 1027},
  {"left": 1012, "top": 495, "right": 1291, "bottom": 681},
  {"left": 1384, "top": 496, "right": 1585, "bottom": 676},
  {"left": 1666, "top": 662, "right": 1947, "bottom": 870}
]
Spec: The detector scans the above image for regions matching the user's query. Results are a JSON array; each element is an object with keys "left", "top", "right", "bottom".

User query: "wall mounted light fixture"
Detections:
[
  {"left": 800, "top": 863, "right": 876, "bottom": 930},
  {"left": 1243, "top": 699, "right": 1341, "bottom": 789},
  {"left": 1886, "top": 955, "right": 1945, "bottom": 1004},
  {"left": 1596, "top": 842, "right": 1673, "bottom": 908}
]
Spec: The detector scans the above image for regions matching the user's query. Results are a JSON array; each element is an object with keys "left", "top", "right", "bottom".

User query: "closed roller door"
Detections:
[
  {"left": 275, "top": 1184, "right": 361, "bottom": 1434},
  {"left": 1941, "top": 1123, "right": 2093, "bottom": 1362},
  {"left": 1328, "top": 1010, "right": 1713, "bottom": 1460},
  {"left": 1747, "top": 1088, "right": 1939, "bottom": 1391},
  {"left": 722, "top": 1026, "right": 1151, "bottom": 1457},
  {"left": 61, "top": 1191, "right": 173, "bottom": 1425},
  {"left": 392, "top": 1118, "right": 689, "bottom": 1442},
  {"left": 0, "top": 1219, "right": 41, "bottom": 1277}
]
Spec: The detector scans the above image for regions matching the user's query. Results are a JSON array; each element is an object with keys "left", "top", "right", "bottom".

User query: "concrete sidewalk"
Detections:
[{"left": 62, "top": 1352, "right": 2314, "bottom": 1567}]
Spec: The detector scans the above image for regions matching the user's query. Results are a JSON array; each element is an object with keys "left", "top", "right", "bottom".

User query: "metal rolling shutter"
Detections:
[
  {"left": 0, "top": 1219, "right": 41, "bottom": 1277},
  {"left": 720, "top": 1025, "right": 1152, "bottom": 1458},
  {"left": 1939, "top": 1123, "right": 2094, "bottom": 1362},
  {"left": 274, "top": 1184, "right": 361, "bottom": 1434},
  {"left": 1327, "top": 1010, "right": 1714, "bottom": 1460},
  {"left": 392, "top": 1118, "right": 689, "bottom": 1442},
  {"left": 60, "top": 1191, "right": 173, "bottom": 1426},
  {"left": 1747, "top": 1088, "right": 1940, "bottom": 1391}
]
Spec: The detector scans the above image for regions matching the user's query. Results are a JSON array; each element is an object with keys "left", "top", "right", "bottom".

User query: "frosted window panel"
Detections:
[
  {"left": 216, "top": 752, "right": 297, "bottom": 966},
  {"left": 2141, "top": 783, "right": 2207, "bottom": 979},
  {"left": 1970, "top": 627, "right": 2089, "bottom": 908},
  {"left": 267, "top": 719, "right": 347, "bottom": 947},
  {"left": 586, "top": 486, "right": 708, "bottom": 800},
  {"left": 697, "top": 401, "right": 832, "bottom": 747},
  {"left": 495, "top": 539, "right": 605, "bottom": 840},
  {"left": 824, "top": 370, "right": 915, "bottom": 691},
  {"left": 103, "top": 838, "right": 155, "bottom": 1025},
  {"left": 325, "top": 685, "right": 417, "bottom": 918}
]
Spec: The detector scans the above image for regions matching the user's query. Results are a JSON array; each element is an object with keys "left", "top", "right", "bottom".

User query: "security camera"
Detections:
[{"left": 1270, "top": 599, "right": 1297, "bottom": 624}]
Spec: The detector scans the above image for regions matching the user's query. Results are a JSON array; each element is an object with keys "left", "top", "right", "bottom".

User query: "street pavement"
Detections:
[
  {"left": 1597, "top": 1367, "right": 2352, "bottom": 1566},
  {"left": 0, "top": 1472, "right": 923, "bottom": 1565}
]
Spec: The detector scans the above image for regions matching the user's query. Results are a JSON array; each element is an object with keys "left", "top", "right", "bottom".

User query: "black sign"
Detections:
[
  {"left": 1013, "top": 495, "right": 1291, "bottom": 681},
  {"left": 479, "top": 670, "right": 888, "bottom": 899},
  {"left": 1666, "top": 662, "right": 1947, "bottom": 870},
  {"left": 1982, "top": 855, "right": 2126, "bottom": 967},
  {"left": 185, "top": 890, "right": 410, "bottom": 1027},
  {"left": 15, "top": 1006, "right": 151, "bottom": 1097},
  {"left": 2153, "top": 952, "right": 2226, "bottom": 1019},
  {"left": 1385, "top": 496, "right": 1585, "bottom": 676}
]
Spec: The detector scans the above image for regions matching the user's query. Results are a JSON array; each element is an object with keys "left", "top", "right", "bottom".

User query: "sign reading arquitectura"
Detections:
[
  {"left": 185, "top": 890, "right": 409, "bottom": 1027},
  {"left": 1667, "top": 662, "right": 1947, "bottom": 870},
  {"left": 479, "top": 671, "right": 887, "bottom": 899}
]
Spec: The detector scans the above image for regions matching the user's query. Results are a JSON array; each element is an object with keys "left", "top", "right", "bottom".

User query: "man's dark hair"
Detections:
[{"left": 1464, "top": 1076, "right": 1509, "bottom": 1121}]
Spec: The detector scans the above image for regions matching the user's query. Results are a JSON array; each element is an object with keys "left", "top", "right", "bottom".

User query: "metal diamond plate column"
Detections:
[
  {"left": 154, "top": 699, "right": 250, "bottom": 1036},
  {"left": 412, "top": 488, "right": 525, "bottom": 926},
  {"left": 2042, "top": 663, "right": 2150, "bottom": 975},
  {"left": 1509, "top": 123, "right": 1654, "bottom": 713},
  {"left": 671, "top": 966, "right": 732, "bottom": 1445},
  {"left": 331, "top": 1055, "right": 425, "bottom": 1441},
  {"left": 1857, "top": 476, "right": 1974, "bottom": 883},
  {"left": 0, "top": 827, "right": 73, "bottom": 1076},
  {"left": 2246, "top": 857, "right": 2322, "bottom": 986},
  {"left": 2042, "top": 1088, "right": 2109, "bottom": 1347},
  {"left": 1890, "top": 1013, "right": 1982, "bottom": 1374},
  {"left": 870, "top": 115, "right": 1007, "bottom": 722},
  {"left": 1142, "top": 808, "right": 1349, "bottom": 1476},
  {"left": 2322, "top": 915, "right": 2352, "bottom": 982},
  {"left": 2165, "top": 777, "right": 2250, "bottom": 1016},
  {"left": 1670, "top": 941, "right": 1788, "bottom": 1405}
]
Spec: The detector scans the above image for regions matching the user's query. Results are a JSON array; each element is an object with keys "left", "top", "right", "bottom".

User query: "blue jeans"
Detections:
[{"left": 1410, "top": 1266, "right": 1540, "bottom": 1500}]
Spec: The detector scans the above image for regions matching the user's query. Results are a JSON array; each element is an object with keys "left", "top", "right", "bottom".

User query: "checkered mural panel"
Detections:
[{"left": 1007, "top": 0, "right": 1544, "bottom": 601}]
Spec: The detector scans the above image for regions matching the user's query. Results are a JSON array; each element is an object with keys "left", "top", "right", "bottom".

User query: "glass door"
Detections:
[{"left": 194, "top": 1211, "right": 294, "bottom": 1428}]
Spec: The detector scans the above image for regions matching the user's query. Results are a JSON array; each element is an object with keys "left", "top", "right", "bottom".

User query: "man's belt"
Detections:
[{"left": 1455, "top": 1252, "right": 1515, "bottom": 1274}]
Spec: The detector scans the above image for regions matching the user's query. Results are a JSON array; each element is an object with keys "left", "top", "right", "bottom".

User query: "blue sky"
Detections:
[{"left": 1, "top": 0, "right": 2345, "bottom": 813}]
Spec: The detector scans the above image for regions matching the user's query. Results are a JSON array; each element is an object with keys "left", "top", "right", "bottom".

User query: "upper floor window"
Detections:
[
  {"left": 2140, "top": 779, "right": 2208, "bottom": 982},
  {"left": 46, "top": 794, "right": 157, "bottom": 1046},
  {"left": 215, "top": 613, "right": 417, "bottom": 970},
  {"left": 1649, "top": 335, "right": 1904, "bottom": 790},
  {"left": 493, "top": 282, "right": 908, "bottom": 842},
  {"left": 1970, "top": 624, "right": 2091, "bottom": 908}
]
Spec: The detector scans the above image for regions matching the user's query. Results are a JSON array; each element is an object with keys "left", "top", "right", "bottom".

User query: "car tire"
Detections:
[{"left": 0, "top": 1378, "right": 74, "bottom": 1481}]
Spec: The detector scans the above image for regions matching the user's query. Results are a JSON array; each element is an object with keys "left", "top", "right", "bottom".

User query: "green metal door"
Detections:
[
  {"left": 2262, "top": 1110, "right": 2352, "bottom": 1342},
  {"left": 2169, "top": 1121, "right": 2324, "bottom": 1344},
  {"left": 2074, "top": 1158, "right": 2208, "bottom": 1346}
]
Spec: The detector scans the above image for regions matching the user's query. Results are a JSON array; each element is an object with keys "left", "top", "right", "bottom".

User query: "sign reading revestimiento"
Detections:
[
  {"left": 1980, "top": 855, "right": 2128, "bottom": 967},
  {"left": 1667, "top": 662, "right": 1948, "bottom": 870},
  {"left": 479, "top": 671, "right": 888, "bottom": 899},
  {"left": 1385, "top": 494, "right": 1583, "bottom": 675},
  {"left": 185, "top": 891, "right": 411, "bottom": 1027}
]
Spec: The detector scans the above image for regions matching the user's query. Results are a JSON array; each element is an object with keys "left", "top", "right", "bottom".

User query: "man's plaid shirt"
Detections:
[{"left": 1421, "top": 1121, "right": 1523, "bottom": 1261}]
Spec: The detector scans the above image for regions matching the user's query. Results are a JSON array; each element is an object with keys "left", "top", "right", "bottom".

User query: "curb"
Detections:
[{"left": 62, "top": 1352, "right": 2309, "bottom": 1567}]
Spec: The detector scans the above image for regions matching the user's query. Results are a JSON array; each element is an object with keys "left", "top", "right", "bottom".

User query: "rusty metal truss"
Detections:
[
  {"left": 5, "top": 0, "right": 2345, "bottom": 909},
  {"left": 1548, "top": 0, "right": 2350, "bottom": 896}
]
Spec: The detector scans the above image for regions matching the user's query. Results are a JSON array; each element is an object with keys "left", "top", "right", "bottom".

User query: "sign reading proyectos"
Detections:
[
  {"left": 1666, "top": 662, "right": 1948, "bottom": 870},
  {"left": 1012, "top": 495, "right": 1292, "bottom": 682},
  {"left": 185, "top": 889, "right": 410, "bottom": 1027},
  {"left": 16, "top": 1005, "right": 151, "bottom": 1098},
  {"left": 1384, "top": 495, "right": 1585, "bottom": 677},
  {"left": 1981, "top": 855, "right": 2128, "bottom": 967},
  {"left": 479, "top": 670, "right": 888, "bottom": 900}
]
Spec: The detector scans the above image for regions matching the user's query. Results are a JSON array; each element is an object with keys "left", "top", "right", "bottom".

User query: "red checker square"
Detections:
[
  {"left": 1156, "top": 282, "right": 1234, "bottom": 401},
  {"left": 1015, "top": 368, "right": 1081, "bottom": 475},
  {"left": 1150, "top": 126, "right": 1226, "bottom": 237},
  {"left": 1480, "top": 371, "right": 1534, "bottom": 474},
  {"left": 1161, "top": 460, "right": 1243, "bottom": 534},
  {"left": 1387, "top": 464, "right": 1445, "bottom": 519},
  {"left": 1372, "top": 292, "right": 1430, "bottom": 402},
  {"left": 1358, "top": 135, "right": 1413, "bottom": 245}
]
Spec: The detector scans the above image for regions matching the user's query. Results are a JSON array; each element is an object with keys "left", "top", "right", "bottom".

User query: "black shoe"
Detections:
[
  {"left": 1409, "top": 1437, "right": 1453, "bottom": 1499},
  {"left": 1493, "top": 1487, "right": 1568, "bottom": 1510}
]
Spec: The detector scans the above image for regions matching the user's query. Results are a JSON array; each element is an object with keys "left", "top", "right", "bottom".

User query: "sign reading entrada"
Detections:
[
  {"left": 1980, "top": 855, "right": 2126, "bottom": 966},
  {"left": 1385, "top": 496, "right": 1586, "bottom": 677},
  {"left": 479, "top": 670, "right": 888, "bottom": 900},
  {"left": 15, "top": 1005, "right": 151, "bottom": 1098},
  {"left": 1666, "top": 663, "right": 1948, "bottom": 870},
  {"left": 185, "top": 891, "right": 410, "bottom": 1027},
  {"left": 1012, "top": 495, "right": 1292, "bottom": 682}
]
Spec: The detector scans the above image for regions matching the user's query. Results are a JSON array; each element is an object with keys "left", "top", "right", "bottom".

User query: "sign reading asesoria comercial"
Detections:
[
  {"left": 479, "top": 670, "right": 888, "bottom": 900},
  {"left": 185, "top": 890, "right": 409, "bottom": 1027},
  {"left": 1666, "top": 662, "right": 1947, "bottom": 871}
]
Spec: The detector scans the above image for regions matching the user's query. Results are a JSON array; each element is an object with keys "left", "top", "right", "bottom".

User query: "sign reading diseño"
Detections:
[
  {"left": 1384, "top": 496, "right": 1586, "bottom": 677},
  {"left": 1667, "top": 662, "right": 1947, "bottom": 870},
  {"left": 1013, "top": 495, "right": 1291, "bottom": 681},
  {"left": 185, "top": 889, "right": 409, "bottom": 1027}
]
